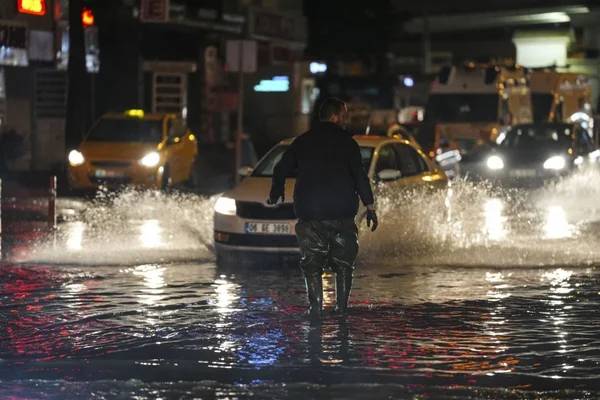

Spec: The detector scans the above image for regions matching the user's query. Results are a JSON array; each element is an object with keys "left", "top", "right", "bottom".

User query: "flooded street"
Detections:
[{"left": 2, "top": 170, "right": 600, "bottom": 399}]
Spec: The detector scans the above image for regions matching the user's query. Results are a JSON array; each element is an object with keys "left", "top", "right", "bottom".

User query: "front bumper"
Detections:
[
  {"left": 68, "top": 163, "right": 163, "bottom": 190},
  {"left": 213, "top": 211, "right": 299, "bottom": 253},
  {"left": 214, "top": 241, "right": 300, "bottom": 254}
]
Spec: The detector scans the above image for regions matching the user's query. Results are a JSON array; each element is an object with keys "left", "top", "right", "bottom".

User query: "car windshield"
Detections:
[
  {"left": 86, "top": 118, "right": 163, "bottom": 142},
  {"left": 500, "top": 125, "right": 572, "bottom": 150},
  {"left": 425, "top": 94, "right": 499, "bottom": 123},
  {"left": 252, "top": 144, "right": 374, "bottom": 177}
]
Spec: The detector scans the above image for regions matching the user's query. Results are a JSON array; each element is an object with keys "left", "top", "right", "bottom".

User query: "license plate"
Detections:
[
  {"left": 94, "top": 169, "right": 125, "bottom": 178},
  {"left": 245, "top": 222, "right": 291, "bottom": 235},
  {"left": 509, "top": 169, "right": 536, "bottom": 178}
]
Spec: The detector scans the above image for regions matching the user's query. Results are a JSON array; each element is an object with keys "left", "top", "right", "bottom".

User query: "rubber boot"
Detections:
[
  {"left": 335, "top": 268, "right": 353, "bottom": 315},
  {"left": 304, "top": 273, "right": 323, "bottom": 320}
]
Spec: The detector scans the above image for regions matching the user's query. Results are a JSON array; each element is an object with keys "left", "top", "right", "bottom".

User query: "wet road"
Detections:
[{"left": 2, "top": 170, "right": 600, "bottom": 399}]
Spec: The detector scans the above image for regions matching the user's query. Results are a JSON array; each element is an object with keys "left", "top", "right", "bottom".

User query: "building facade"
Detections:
[{"left": 1, "top": 0, "right": 309, "bottom": 171}]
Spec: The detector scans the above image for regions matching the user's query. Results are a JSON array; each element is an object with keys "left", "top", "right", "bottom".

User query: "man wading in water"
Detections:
[{"left": 268, "top": 97, "right": 378, "bottom": 319}]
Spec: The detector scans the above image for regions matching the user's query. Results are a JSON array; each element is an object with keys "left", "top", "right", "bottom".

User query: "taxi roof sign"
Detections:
[{"left": 124, "top": 109, "right": 144, "bottom": 118}]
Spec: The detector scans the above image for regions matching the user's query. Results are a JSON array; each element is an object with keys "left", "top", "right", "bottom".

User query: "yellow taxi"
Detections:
[
  {"left": 213, "top": 135, "right": 447, "bottom": 259},
  {"left": 68, "top": 110, "right": 198, "bottom": 190}
]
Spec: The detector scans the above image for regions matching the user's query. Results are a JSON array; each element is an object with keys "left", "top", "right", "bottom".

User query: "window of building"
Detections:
[{"left": 153, "top": 72, "right": 187, "bottom": 117}]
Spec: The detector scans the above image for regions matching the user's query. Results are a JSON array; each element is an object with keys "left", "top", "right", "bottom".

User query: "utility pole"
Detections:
[
  {"left": 235, "top": 42, "right": 244, "bottom": 184},
  {"left": 227, "top": 40, "right": 256, "bottom": 184},
  {"left": 422, "top": 10, "right": 431, "bottom": 75},
  {"left": 65, "top": 0, "right": 89, "bottom": 149}
]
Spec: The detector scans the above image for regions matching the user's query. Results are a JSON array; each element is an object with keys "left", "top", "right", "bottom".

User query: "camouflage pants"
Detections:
[{"left": 295, "top": 219, "right": 359, "bottom": 276}]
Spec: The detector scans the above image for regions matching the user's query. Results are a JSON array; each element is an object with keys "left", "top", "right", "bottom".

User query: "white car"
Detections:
[{"left": 213, "top": 135, "right": 447, "bottom": 260}]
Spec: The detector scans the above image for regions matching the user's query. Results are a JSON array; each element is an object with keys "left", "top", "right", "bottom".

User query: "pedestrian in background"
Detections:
[{"left": 268, "top": 97, "right": 378, "bottom": 319}]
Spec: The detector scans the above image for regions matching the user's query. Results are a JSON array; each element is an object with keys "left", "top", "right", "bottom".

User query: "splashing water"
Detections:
[
  {"left": 14, "top": 167, "right": 600, "bottom": 268},
  {"left": 360, "top": 167, "right": 600, "bottom": 267},
  {"left": 20, "top": 189, "right": 218, "bottom": 265}
]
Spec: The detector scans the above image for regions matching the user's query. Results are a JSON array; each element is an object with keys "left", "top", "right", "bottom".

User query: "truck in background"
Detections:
[
  {"left": 529, "top": 70, "right": 594, "bottom": 143},
  {"left": 419, "top": 64, "right": 533, "bottom": 177},
  {"left": 530, "top": 70, "right": 592, "bottom": 122},
  {"left": 422, "top": 64, "right": 533, "bottom": 155}
]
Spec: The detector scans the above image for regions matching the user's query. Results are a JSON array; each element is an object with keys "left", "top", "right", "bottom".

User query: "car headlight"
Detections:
[
  {"left": 486, "top": 155, "right": 504, "bottom": 170},
  {"left": 543, "top": 155, "right": 566, "bottom": 170},
  {"left": 214, "top": 196, "right": 237, "bottom": 216},
  {"left": 139, "top": 151, "right": 160, "bottom": 168},
  {"left": 68, "top": 150, "right": 85, "bottom": 166}
]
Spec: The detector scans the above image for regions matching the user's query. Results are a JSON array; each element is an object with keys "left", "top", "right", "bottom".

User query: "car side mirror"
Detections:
[
  {"left": 377, "top": 169, "right": 402, "bottom": 181},
  {"left": 435, "top": 149, "right": 462, "bottom": 167},
  {"left": 238, "top": 166, "right": 254, "bottom": 177},
  {"left": 167, "top": 134, "right": 180, "bottom": 145}
]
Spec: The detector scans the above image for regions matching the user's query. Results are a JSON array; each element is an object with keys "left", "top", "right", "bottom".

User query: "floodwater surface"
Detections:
[{"left": 2, "top": 170, "right": 600, "bottom": 399}]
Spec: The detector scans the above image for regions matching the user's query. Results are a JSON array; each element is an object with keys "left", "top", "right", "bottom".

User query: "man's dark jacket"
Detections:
[{"left": 270, "top": 121, "right": 374, "bottom": 221}]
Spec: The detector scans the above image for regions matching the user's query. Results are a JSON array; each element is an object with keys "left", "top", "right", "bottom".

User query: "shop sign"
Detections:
[
  {"left": 254, "top": 76, "right": 289, "bottom": 92},
  {"left": 140, "top": 0, "right": 170, "bottom": 23},
  {"left": 253, "top": 11, "right": 294, "bottom": 40},
  {"left": 0, "top": 23, "right": 28, "bottom": 66}
]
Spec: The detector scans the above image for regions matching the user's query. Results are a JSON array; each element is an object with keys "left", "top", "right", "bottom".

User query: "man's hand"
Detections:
[
  {"left": 366, "top": 208, "right": 378, "bottom": 232},
  {"left": 266, "top": 195, "right": 284, "bottom": 207}
]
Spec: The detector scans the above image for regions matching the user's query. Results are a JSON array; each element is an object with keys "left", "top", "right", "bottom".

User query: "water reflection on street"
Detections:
[
  {"left": 2, "top": 172, "right": 600, "bottom": 399},
  {"left": 1, "top": 261, "right": 599, "bottom": 399}
]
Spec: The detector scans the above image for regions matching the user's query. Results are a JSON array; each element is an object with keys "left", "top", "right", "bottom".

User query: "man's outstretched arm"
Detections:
[
  {"left": 348, "top": 140, "right": 378, "bottom": 231},
  {"left": 269, "top": 146, "right": 297, "bottom": 203},
  {"left": 348, "top": 140, "right": 374, "bottom": 207}
]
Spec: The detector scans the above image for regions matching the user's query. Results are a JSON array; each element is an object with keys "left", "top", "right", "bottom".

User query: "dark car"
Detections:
[{"left": 466, "top": 123, "right": 599, "bottom": 184}]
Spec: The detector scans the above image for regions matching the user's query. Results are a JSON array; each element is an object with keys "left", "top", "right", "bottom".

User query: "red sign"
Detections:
[
  {"left": 82, "top": 8, "right": 95, "bottom": 27},
  {"left": 17, "top": 0, "right": 47, "bottom": 16}
]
